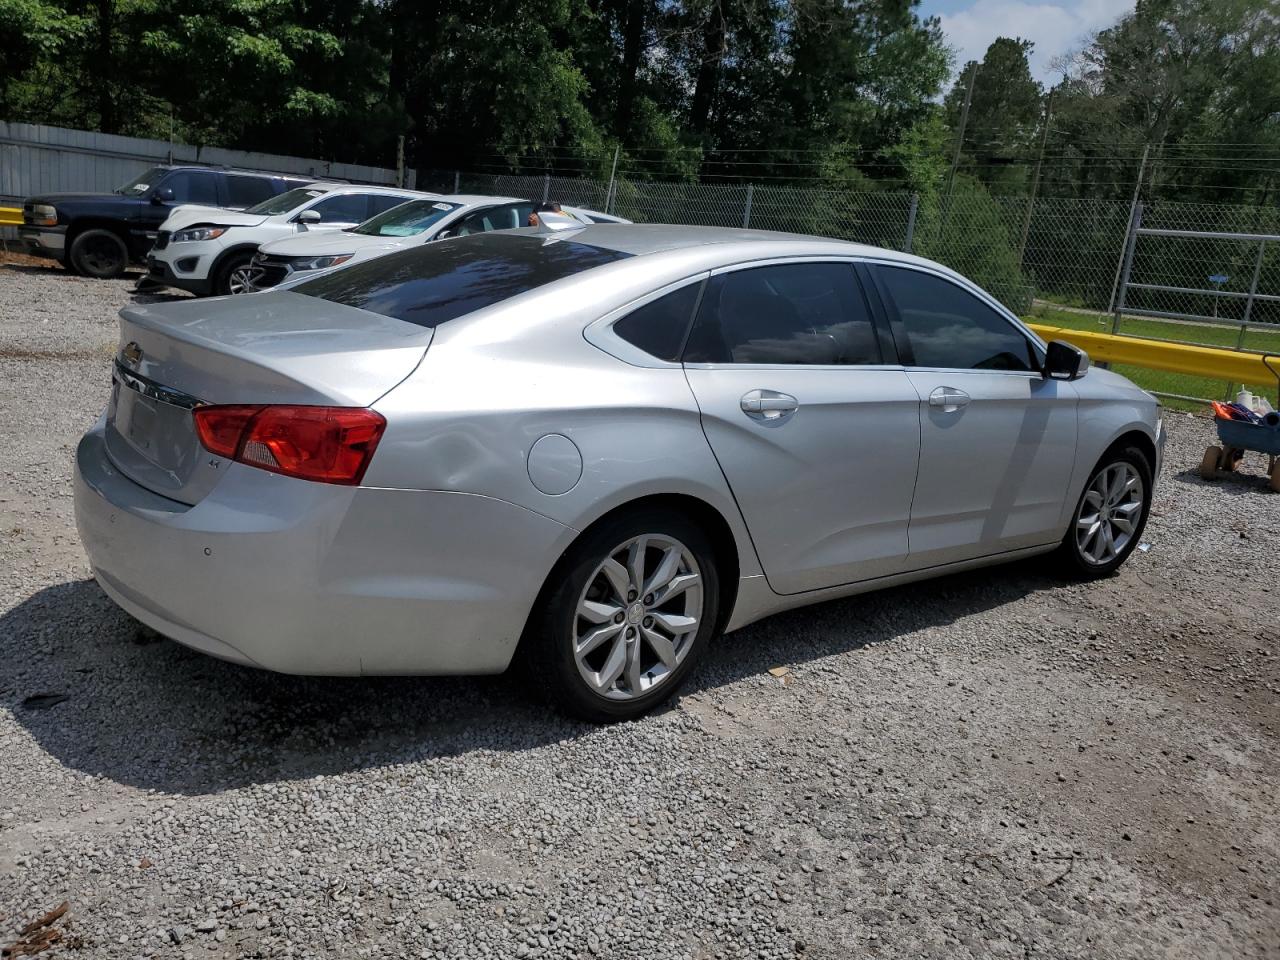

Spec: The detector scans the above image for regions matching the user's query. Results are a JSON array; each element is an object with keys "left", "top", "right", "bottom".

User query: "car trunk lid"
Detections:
[{"left": 105, "top": 291, "right": 431, "bottom": 504}]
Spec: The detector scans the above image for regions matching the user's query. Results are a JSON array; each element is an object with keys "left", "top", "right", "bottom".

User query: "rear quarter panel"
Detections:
[{"left": 364, "top": 271, "right": 764, "bottom": 580}]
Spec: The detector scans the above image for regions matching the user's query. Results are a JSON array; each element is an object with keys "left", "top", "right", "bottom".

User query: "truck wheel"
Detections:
[
  {"left": 69, "top": 229, "right": 129, "bottom": 278},
  {"left": 214, "top": 252, "right": 256, "bottom": 296}
]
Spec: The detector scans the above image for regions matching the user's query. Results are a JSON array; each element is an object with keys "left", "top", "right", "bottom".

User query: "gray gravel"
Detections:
[{"left": 2, "top": 257, "right": 1278, "bottom": 959}]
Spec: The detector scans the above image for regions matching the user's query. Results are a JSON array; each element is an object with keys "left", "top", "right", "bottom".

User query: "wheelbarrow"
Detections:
[{"left": 1200, "top": 356, "right": 1280, "bottom": 491}]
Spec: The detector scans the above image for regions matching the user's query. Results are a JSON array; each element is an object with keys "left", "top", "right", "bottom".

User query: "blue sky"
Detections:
[{"left": 917, "top": 0, "right": 1137, "bottom": 85}]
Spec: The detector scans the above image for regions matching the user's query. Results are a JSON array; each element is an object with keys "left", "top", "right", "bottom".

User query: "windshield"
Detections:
[
  {"left": 245, "top": 187, "right": 325, "bottom": 216},
  {"left": 114, "top": 167, "right": 170, "bottom": 196},
  {"left": 352, "top": 200, "right": 461, "bottom": 237}
]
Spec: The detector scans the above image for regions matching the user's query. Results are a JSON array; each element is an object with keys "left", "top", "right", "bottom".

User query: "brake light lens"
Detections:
[{"left": 193, "top": 405, "right": 386, "bottom": 485}]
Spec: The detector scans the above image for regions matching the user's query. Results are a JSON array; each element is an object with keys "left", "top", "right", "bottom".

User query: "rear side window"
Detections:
[
  {"left": 225, "top": 175, "right": 277, "bottom": 208},
  {"left": 613, "top": 284, "right": 701, "bottom": 361},
  {"left": 876, "top": 266, "right": 1034, "bottom": 371},
  {"left": 293, "top": 233, "right": 632, "bottom": 327},
  {"left": 684, "top": 262, "right": 881, "bottom": 365}
]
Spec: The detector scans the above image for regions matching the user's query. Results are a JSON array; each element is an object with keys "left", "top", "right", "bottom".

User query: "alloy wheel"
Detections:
[
  {"left": 1075, "top": 461, "right": 1144, "bottom": 565},
  {"left": 226, "top": 265, "right": 256, "bottom": 295},
  {"left": 81, "top": 237, "right": 121, "bottom": 274},
  {"left": 573, "top": 533, "right": 703, "bottom": 701}
]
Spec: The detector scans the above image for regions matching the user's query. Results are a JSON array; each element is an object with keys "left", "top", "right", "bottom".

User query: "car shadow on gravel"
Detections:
[{"left": 1, "top": 568, "right": 1056, "bottom": 796}]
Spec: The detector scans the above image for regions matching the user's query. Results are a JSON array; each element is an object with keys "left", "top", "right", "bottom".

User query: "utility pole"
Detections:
[
  {"left": 1106, "top": 143, "right": 1150, "bottom": 314},
  {"left": 1016, "top": 88, "right": 1054, "bottom": 269},
  {"left": 395, "top": 135, "right": 405, "bottom": 188},
  {"left": 945, "top": 63, "right": 978, "bottom": 204},
  {"left": 605, "top": 145, "right": 620, "bottom": 214}
]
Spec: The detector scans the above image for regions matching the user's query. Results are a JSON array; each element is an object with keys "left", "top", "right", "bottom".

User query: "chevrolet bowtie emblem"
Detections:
[{"left": 122, "top": 341, "right": 143, "bottom": 367}]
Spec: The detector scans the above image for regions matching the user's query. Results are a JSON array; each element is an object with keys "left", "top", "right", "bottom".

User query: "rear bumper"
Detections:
[
  {"left": 74, "top": 421, "right": 573, "bottom": 675},
  {"left": 19, "top": 226, "right": 65, "bottom": 260}
]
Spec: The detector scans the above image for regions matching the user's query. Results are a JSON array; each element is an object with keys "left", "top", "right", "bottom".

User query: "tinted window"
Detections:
[
  {"left": 294, "top": 233, "right": 631, "bottom": 327},
  {"left": 225, "top": 175, "right": 277, "bottom": 208},
  {"left": 311, "top": 193, "right": 370, "bottom": 224},
  {"left": 613, "top": 284, "right": 701, "bottom": 361},
  {"left": 164, "top": 171, "right": 219, "bottom": 205},
  {"left": 454, "top": 203, "right": 534, "bottom": 235},
  {"left": 683, "top": 262, "right": 881, "bottom": 365},
  {"left": 877, "top": 266, "right": 1033, "bottom": 371},
  {"left": 367, "top": 194, "right": 416, "bottom": 218}
]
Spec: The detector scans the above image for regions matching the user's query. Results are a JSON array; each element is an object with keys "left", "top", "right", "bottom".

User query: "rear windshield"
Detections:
[{"left": 292, "top": 233, "right": 632, "bottom": 327}]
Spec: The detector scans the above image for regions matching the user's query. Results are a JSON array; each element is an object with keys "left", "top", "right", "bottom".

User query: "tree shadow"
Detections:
[{"left": 1, "top": 565, "right": 1058, "bottom": 796}]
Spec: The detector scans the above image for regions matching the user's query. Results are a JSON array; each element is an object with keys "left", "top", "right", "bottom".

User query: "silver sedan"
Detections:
[{"left": 74, "top": 225, "right": 1164, "bottom": 721}]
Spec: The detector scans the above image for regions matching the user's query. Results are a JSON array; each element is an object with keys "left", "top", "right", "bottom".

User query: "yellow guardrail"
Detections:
[
  {"left": 0, "top": 206, "right": 21, "bottom": 226},
  {"left": 1028, "top": 323, "right": 1279, "bottom": 390}
]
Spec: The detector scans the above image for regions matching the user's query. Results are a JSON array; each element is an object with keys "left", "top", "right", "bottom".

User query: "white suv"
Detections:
[{"left": 145, "top": 183, "right": 432, "bottom": 296}]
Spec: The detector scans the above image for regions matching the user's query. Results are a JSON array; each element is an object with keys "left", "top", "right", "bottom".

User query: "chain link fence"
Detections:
[{"left": 420, "top": 168, "right": 1280, "bottom": 405}]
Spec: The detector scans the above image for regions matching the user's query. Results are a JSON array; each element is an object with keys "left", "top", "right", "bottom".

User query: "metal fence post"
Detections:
[
  {"left": 542, "top": 173, "right": 550, "bottom": 202},
  {"left": 742, "top": 184, "right": 754, "bottom": 229},
  {"left": 453, "top": 170, "right": 460, "bottom": 193},
  {"left": 1111, "top": 202, "right": 1143, "bottom": 336},
  {"left": 904, "top": 194, "right": 919, "bottom": 253}
]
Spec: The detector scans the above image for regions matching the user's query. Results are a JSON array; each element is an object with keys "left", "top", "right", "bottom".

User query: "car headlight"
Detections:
[
  {"left": 290, "top": 254, "right": 354, "bottom": 271},
  {"left": 171, "top": 226, "right": 228, "bottom": 243},
  {"left": 30, "top": 204, "right": 57, "bottom": 226}
]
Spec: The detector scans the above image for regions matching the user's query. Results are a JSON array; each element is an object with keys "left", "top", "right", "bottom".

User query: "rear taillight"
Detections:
[{"left": 193, "top": 405, "right": 386, "bottom": 486}]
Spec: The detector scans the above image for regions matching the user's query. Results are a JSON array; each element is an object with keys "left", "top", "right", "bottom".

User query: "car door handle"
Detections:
[
  {"left": 741, "top": 389, "right": 799, "bottom": 421},
  {"left": 928, "top": 386, "right": 970, "bottom": 410}
]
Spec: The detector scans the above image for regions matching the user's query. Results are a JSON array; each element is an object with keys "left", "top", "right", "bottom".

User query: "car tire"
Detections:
[
  {"left": 213, "top": 252, "right": 256, "bottom": 296},
  {"left": 68, "top": 229, "right": 129, "bottom": 279},
  {"left": 1055, "top": 444, "right": 1153, "bottom": 579},
  {"left": 525, "top": 508, "right": 720, "bottom": 723}
]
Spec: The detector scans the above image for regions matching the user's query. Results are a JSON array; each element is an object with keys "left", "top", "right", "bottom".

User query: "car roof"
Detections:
[
  {"left": 303, "top": 183, "right": 436, "bottom": 196},
  {"left": 432, "top": 194, "right": 524, "bottom": 206},
  {"left": 533, "top": 223, "right": 916, "bottom": 262}
]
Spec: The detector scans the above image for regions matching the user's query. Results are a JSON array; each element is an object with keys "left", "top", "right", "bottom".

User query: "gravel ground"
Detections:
[{"left": 1, "top": 258, "right": 1278, "bottom": 960}]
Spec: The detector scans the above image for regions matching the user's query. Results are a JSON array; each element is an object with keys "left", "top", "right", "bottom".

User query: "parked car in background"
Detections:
[
  {"left": 144, "top": 183, "right": 430, "bottom": 296},
  {"left": 74, "top": 224, "right": 1163, "bottom": 723},
  {"left": 246, "top": 195, "right": 628, "bottom": 291},
  {"left": 18, "top": 165, "right": 311, "bottom": 278}
]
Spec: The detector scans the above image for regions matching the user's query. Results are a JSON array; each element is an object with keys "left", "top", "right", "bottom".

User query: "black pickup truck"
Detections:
[{"left": 19, "top": 165, "right": 310, "bottom": 278}]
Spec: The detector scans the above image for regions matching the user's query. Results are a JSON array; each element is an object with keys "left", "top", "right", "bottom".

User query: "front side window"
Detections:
[
  {"left": 683, "top": 262, "right": 881, "bottom": 365},
  {"left": 246, "top": 187, "right": 326, "bottom": 216},
  {"left": 293, "top": 232, "right": 631, "bottom": 327},
  {"left": 310, "top": 193, "right": 371, "bottom": 224},
  {"left": 161, "top": 171, "right": 219, "bottom": 205},
  {"left": 613, "top": 283, "right": 701, "bottom": 361},
  {"left": 876, "top": 266, "right": 1034, "bottom": 372},
  {"left": 453, "top": 203, "right": 534, "bottom": 235},
  {"left": 351, "top": 199, "right": 460, "bottom": 237}
]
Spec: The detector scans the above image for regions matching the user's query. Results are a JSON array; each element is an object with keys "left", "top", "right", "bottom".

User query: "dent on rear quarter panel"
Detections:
[{"left": 365, "top": 293, "right": 764, "bottom": 580}]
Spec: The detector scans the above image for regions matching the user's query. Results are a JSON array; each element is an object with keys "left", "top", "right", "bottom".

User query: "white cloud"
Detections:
[{"left": 936, "top": 0, "right": 1136, "bottom": 85}]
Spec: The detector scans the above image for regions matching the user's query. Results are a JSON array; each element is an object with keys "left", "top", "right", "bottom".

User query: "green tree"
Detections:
[{"left": 944, "top": 37, "right": 1042, "bottom": 191}]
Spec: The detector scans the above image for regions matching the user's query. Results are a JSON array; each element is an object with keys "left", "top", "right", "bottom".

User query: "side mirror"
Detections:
[
  {"left": 297, "top": 209, "right": 322, "bottom": 224},
  {"left": 152, "top": 187, "right": 175, "bottom": 203},
  {"left": 435, "top": 228, "right": 454, "bottom": 240},
  {"left": 1044, "top": 340, "right": 1089, "bottom": 381}
]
